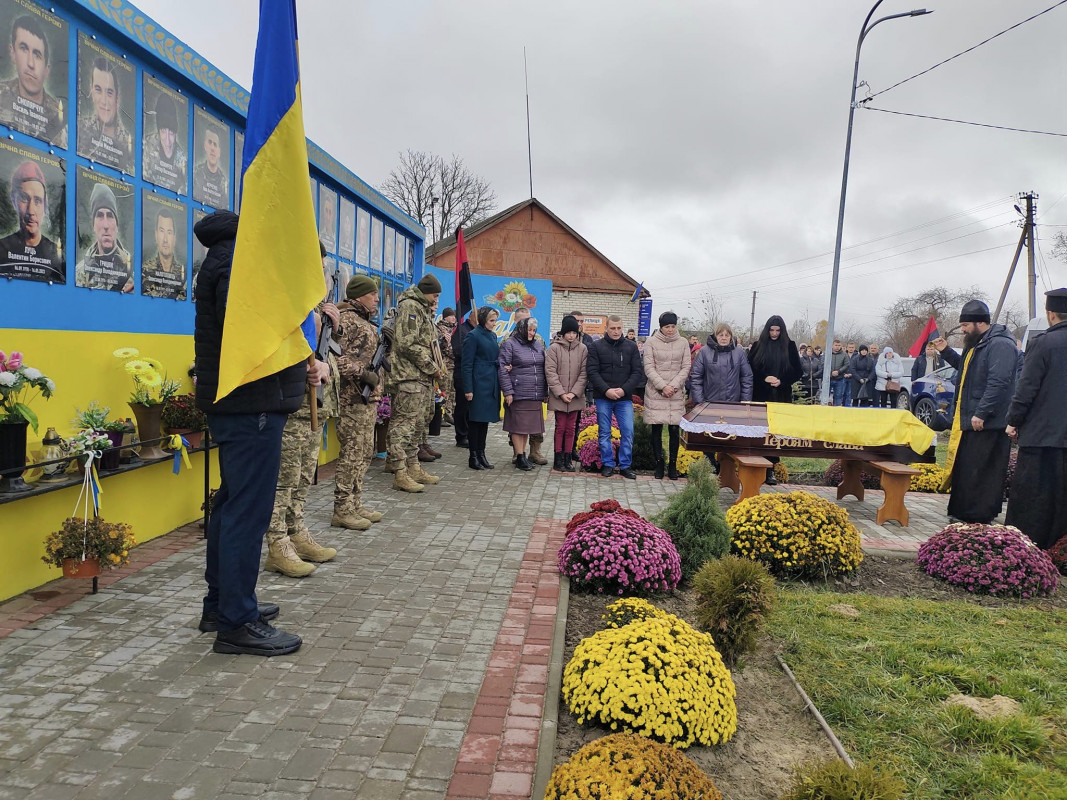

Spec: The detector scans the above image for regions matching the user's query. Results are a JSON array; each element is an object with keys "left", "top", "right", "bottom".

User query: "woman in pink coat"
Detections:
[
  {"left": 642, "top": 311, "right": 692, "bottom": 479},
  {"left": 544, "top": 315, "right": 588, "bottom": 472}
]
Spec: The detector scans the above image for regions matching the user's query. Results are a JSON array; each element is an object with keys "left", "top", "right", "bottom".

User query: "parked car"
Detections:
[
  {"left": 909, "top": 363, "right": 958, "bottom": 428},
  {"left": 896, "top": 357, "right": 915, "bottom": 411}
]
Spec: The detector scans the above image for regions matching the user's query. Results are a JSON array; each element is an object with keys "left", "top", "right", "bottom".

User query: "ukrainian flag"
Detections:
[{"left": 216, "top": 0, "right": 324, "bottom": 402}]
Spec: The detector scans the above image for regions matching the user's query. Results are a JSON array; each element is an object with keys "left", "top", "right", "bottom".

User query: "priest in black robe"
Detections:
[
  {"left": 1004, "top": 289, "right": 1067, "bottom": 549},
  {"left": 933, "top": 299, "right": 1017, "bottom": 524}
]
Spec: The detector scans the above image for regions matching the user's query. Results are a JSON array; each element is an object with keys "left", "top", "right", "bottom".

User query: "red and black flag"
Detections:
[
  {"left": 908, "top": 316, "right": 940, "bottom": 357},
  {"left": 455, "top": 227, "right": 475, "bottom": 321}
]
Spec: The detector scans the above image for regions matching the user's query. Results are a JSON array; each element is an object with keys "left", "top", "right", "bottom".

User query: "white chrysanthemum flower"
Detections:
[
  {"left": 0, "top": 372, "right": 16, "bottom": 386},
  {"left": 21, "top": 367, "right": 41, "bottom": 380},
  {"left": 45, "top": 378, "right": 55, "bottom": 391}
]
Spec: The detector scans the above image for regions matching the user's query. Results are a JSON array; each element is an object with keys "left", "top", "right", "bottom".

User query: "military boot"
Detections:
[
  {"left": 528, "top": 438, "right": 548, "bottom": 465},
  {"left": 264, "top": 538, "right": 316, "bottom": 578},
  {"left": 408, "top": 461, "right": 440, "bottom": 485},
  {"left": 356, "top": 506, "right": 383, "bottom": 523},
  {"left": 424, "top": 442, "right": 442, "bottom": 459},
  {"left": 417, "top": 444, "right": 436, "bottom": 462},
  {"left": 291, "top": 530, "right": 338, "bottom": 562},
  {"left": 330, "top": 510, "right": 371, "bottom": 531},
  {"left": 392, "top": 467, "right": 424, "bottom": 493}
]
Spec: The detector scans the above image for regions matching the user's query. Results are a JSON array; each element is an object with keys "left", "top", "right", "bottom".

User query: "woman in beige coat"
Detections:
[
  {"left": 544, "top": 315, "right": 588, "bottom": 472},
  {"left": 642, "top": 311, "right": 692, "bottom": 479}
]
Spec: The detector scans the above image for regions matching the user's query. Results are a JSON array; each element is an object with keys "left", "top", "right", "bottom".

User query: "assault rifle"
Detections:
[
  {"left": 361, "top": 310, "right": 395, "bottom": 404},
  {"left": 315, "top": 269, "right": 342, "bottom": 407}
]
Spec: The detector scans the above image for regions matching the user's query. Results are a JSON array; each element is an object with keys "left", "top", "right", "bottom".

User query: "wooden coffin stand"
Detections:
[{"left": 681, "top": 402, "right": 935, "bottom": 527}]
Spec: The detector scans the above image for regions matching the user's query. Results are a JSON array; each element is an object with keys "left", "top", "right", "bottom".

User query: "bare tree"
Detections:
[
  {"left": 1051, "top": 231, "right": 1067, "bottom": 264},
  {"left": 380, "top": 150, "right": 497, "bottom": 247},
  {"left": 679, "top": 292, "right": 740, "bottom": 341},
  {"left": 880, "top": 285, "right": 986, "bottom": 351}
]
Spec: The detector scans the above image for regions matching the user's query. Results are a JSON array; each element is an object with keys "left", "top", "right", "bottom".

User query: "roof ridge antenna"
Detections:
[{"left": 524, "top": 46, "right": 534, "bottom": 211}]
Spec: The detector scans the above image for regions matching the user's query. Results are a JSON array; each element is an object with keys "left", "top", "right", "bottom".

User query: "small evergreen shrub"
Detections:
[
  {"left": 692, "top": 556, "right": 776, "bottom": 667},
  {"left": 631, "top": 409, "right": 657, "bottom": 470},
  {"left": 823, "top": 459, "right": 880, "bottom": 490},
  {"left": 653, "top": 458, "right": 733, "bottom": 580},
  {"left": 774, "top": 461, "right": 790, "bottom": 484},
  {"left": 781, "top": 758, "right": 906, "bottom": 800},
  {"left": 558, "top": 513, "right": 682, "bottom": 594},
  {"left": 726, "top": 491, "right": 864, "bottom": 578},
  {"left": 1049, "top": 536, "right": 1067, "bottom": 576},
  {"left": 917, "top": 523, "right": 1059, "bottom": 598},
  {"left": 545, "top": 733, "right": 724, "bottom": 800}
]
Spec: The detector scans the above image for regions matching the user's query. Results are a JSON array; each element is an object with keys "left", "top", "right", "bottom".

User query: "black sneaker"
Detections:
[
  {"left": 455, "top": 437, "right": 469, "bottom": 448},
  {"left": 619, "top": 468, "right": 637, "bottom": 480},
  {"left": 198, "top": 602, "right": 279, "bottom": 633},
  {"left": 601, "top": 466, "right": 615, "bottom": 478},
  {"left": 213, "top": 618, "right": 302, "bottom": 656}
]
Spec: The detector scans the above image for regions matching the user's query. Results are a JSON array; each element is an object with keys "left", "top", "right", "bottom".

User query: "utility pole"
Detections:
[
  {"left": 749, "top": 291, "right": 757, "bottom": 342},
  {"left": 1024, "top": 192, "right": 1038, "bottom": 320}
]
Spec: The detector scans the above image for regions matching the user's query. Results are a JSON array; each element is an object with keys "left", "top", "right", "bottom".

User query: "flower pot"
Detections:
[
  {"left": 130, "top": 403, "right": 167, "bottom": 460},
  {"left": 166, "top": 429, "right": 203, "bottom": 450},
  {"left": 96, "top": 430, "right": 123, "bottom": 472},
  {"left": 0, "top": 419, "right": 31, "bottom": 493},
  {"left": 374, "top": 421, "right": 389, "bottom": 454},
  {"left": 62, "top": 556, "right": 101, "bottom": 578}
]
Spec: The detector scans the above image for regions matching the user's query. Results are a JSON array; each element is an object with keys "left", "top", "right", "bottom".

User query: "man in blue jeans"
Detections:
[
  {"left": 587, "top": 314, "right": 645, "bottom": 479},
  {"left": 827, "top": 339, "right": 851, "bottom": 406},
  {"left": 193, "top": 211, "right": 330, "bottom": 656}
]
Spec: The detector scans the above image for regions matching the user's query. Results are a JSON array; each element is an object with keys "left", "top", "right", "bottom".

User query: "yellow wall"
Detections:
[{"left": 0, "top": 328, "right": 338, "bottom": 602}]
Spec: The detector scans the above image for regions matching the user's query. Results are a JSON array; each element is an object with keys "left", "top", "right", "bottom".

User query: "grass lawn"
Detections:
[{"left": 768, "top": 589, "right": 1067, "bottom": 798}]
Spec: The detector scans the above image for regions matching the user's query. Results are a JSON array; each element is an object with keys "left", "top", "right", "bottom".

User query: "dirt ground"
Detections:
[{"left": 552, "top": 555, "right": 1066, "bottom": 799}]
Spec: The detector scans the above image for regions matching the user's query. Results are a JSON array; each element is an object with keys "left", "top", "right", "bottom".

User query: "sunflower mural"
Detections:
[{"left": 485, "top": 280, "right": 537, "bottom": 313}]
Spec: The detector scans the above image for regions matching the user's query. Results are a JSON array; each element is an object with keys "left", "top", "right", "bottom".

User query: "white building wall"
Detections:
[{"left": 550, "top": 289, "right": 641, "bottom": 337}]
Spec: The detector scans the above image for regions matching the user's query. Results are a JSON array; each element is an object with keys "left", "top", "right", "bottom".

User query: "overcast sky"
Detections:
[{"left": 135, "top": 0, "right": 1066, "bottom": 337}]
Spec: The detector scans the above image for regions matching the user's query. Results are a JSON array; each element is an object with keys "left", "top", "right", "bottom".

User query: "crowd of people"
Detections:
[{"left": 191, "top": 208, "right": 1067, "bottom": 656}]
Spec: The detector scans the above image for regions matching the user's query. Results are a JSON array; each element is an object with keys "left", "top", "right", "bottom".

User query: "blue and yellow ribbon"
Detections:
[{"left": 169, "top": 435, "right": 192, "bottom": 475}]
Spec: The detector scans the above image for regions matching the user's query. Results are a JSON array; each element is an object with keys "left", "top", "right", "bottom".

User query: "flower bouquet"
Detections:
[
  {"left": 42, "top": 516, "right": 136, "bottom": 578},
  {"left": 71, "top": 402, "right": 125, "bottom": 470},
  {"left": 114, "top": 348, "right": 179, "bottom": 459},
  {"left": 0, "top": 349, "right": 54, "bottom": 491}
]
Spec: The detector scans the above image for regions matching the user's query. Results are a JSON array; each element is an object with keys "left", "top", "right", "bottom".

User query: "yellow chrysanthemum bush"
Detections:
[
  {"left": 562, "top": 600, "right": 737, "bottom": 748},
  {"left": 675, "top": 442, "right": 704, "bottom": 476},
  {"left": 600, "top": 596, "right": 669, "bottom": 629},
  {"left": 544, "top": 733, "right": 724, "bottom": 800},
  {"left": 726, "top": 490, "right": 863, "bottom": 579},
  {"left": 908, "top": 462, "right": 949, "bottom": 493}
]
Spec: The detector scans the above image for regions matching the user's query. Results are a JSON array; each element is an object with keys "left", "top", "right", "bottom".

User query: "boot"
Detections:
[
  {"left": 668, "top": 444, "right": 680, "bottom": 481},
  {"left": 528, "top": 439, "right": 548, "bottom": 466},
  {"left": 418, "top": 444, "right": 436, "bottom": 462},
  {"left": 469, "top": 453, "right": 485, "bottom": 470},
  {"left": 424, "top": 442, "right": 442, "bottom": 459},
  {"left": 765, "top": 467, "right": 778, "bottom": 486},
  {"left": 331, "top": 511, "right": 371, "bottom": 531},
  {"left": 514, "top": 453, "right": 535, "bottom": 471},
  {"left": 654, "top": 458, "right": 665, "bottom": 480},
  {"left": 392, "top": 467, "right": 424, "bottom": 493},
  {"left": 409, "top": 461, "right": 440, "bottom": 485},
  {"left": 552, "top": 452, "right": 564, "bottom": 471},
  {"left": 291, "top": 530, "right": 337, "bottom": 562},
  {"left": 563, "top": 453, "right": 576, "bottom": 472},
  {"left": 264, "top": 538, "right": 316, "bottom": 578},
  {"left": 384, "top": 461, "right": 401, "bottom": 474},
  {"left": 355, "top": 506, "right": 383, "bottom": 523},
  {"left": 477, "top": 451, "right": 494, "bottom": 469}
]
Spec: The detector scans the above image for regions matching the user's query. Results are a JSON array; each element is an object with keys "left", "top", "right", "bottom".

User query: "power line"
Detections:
[
  {"left": 862, "top": 106, "right": 1067, "bottom": 138},
  {"left": 860, "top": 0, "right": 1067, "bottom": 105}
]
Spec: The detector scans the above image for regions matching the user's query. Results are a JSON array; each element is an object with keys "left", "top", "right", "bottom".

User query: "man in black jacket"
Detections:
[
  {"left": 933, "top": 299, "right": 1017, "bottom": 524},
  {"left": 1004, "top": 288, "right": 1067, "bottom": 549},
  {"left": 910, "top": 341, "right": 946, "bottom": 381},
  {"left": 451, "top": 313, "right": 475, "bottom": 447},
  {"left": 193, "top": 210, "right": 330, "bottom": 656},
  {"left": 587, "top": 315, "right": 645, "bottom": 479}
]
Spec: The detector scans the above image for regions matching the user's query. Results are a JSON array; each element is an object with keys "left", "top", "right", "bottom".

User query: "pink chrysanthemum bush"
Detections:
[
  {"left": 916, "top": 523, "right": 1059, "bottom": 598},
  {"left": 565, "top": 500, "right": 642, "bottom": 535},
  {"left": 558, "top": 513, "right": 682, "bottom": 595}
]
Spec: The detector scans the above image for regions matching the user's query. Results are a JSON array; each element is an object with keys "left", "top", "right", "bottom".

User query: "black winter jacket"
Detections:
[
  {"left": 193, "top": 211, "right": 307, "bottom": 416},
  {"left": 1006, "top": 320, "right": 1067, "bottom": 447},
  {"left": 587, "top": 335, "right": 645, "bottom": 399},
  {"left": 452, "top": 319, "right": 475, "bottom": 392},
  {"left": 941, "top": 323, "right": 1017, "bottom": 431}
]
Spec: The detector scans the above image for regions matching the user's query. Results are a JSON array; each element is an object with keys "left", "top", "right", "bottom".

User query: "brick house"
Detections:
[{"left": 426, "top": 198, "right": 649, "bottom": 335}]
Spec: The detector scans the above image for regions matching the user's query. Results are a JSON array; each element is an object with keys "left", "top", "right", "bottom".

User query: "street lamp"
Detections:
[{"left": 819, "top": 2, "right": 932, "bottom": 406}]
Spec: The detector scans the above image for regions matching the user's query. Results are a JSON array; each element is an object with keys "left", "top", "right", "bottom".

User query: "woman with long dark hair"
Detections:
[
  {"left": 461, "top": 306, "right": 501, "bottom": 470},
  {"left": 747, "top": 315, "right": 802, "bottom": 484}
]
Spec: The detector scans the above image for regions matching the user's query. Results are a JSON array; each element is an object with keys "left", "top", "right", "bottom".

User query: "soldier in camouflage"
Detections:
[
  {"left": 142, "top": 93, "right": 186, "bottom": 190},
  {"left": 388, "top": 273, "right": 447, "bottom": 492},
  {"left": 77, "top": 56, "right": 133, "bottom": 173},
  {"left": 75, "top": 183, "right": 133, "bottom": 293},
  {"left": 331, "top": 274, "right": 384, "bottom": 529},
  {"left": 437, "top": 308, "right": 457, "bottom": 423}
]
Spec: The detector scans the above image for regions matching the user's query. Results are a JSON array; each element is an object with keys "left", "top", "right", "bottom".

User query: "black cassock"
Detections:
[
  {"left": 947, "top": 429, "right": 1012, "bottom": 524},
  {"left": 1005, "top": 447, "right": 1067, "bottom": 550}
]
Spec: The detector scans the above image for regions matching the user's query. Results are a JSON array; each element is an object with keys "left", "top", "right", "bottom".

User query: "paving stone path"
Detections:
[{"left": 0, "top": 430, "right": 950, "bottom": 799}]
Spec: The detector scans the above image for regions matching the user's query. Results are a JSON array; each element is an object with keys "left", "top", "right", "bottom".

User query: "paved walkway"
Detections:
[{"left": 0, "top": 431, "right": 950, "bottom": 799}]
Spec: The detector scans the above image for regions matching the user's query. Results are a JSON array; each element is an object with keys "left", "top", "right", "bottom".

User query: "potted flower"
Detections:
[
  {"left": 161, "top": 393, "right": 207, "bottom": 449},
  {"left": 42, "top": 516, "right": 136, "bottom": 578},
  {"left": 67, "top": 429, "right": 111, "bottom": 474},
  {"left": 0, "top": 349, "right": 54, "bottom": 493},
  {"left": 113, "top": 348, "right": 181, "bottom": 460},
  {"left": 72, "top": 402, "right": 126, "bottom": 471}
]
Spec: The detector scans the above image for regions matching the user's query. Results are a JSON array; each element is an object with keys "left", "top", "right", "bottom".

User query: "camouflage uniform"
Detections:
[
  {"left": 193, "top": 161, "right": 229, "bottom": 208},
  {"left": 437, "top": 321, "right": 456, "bottom": 418},
  {"left": 75, "top": 241, "right": 133, "bottom": 292},
  {"left": 142, "top": 131, "right": 187, "bottom": 190},
  {"left": 333, "top": 300, "right": 381, "bottom": 516},
  {"left": 77, "top": 115, "right": 133, "bottom": 172},
  {"left": 266, "top": 395, "right": 321, "bottom": 545},
  {"left": 387, "top": 285, "right": 440, "bottom": 469},
  {"left": 0, "top": 78, "right": 66, "bottom": 147},
  {"left": 141, "top": 255, "right": 187, "bottom": 300}
]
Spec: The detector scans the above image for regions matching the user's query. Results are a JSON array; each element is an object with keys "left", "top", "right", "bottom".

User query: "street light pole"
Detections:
[
  {"left": 819, "top": 2, "right": 932, "bottom": 406},
  {"left": 429, "top": 195, "right": 439, "bottom": 259}
]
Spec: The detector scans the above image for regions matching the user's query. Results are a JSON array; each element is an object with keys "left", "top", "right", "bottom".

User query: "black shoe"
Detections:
[
  {"left": 619, "top": 468, "right": 637, "bottom": 480},
  {"left": 553, "top": 453, "right": 565, "bottom": 471},
  {"left": 563, "top": 453, "right": 575, "bottom": 472},
  {"left": 765, "top": 467, "right": 778, "bottom": 486},
  {"left": 668, "top": 464, "right": 680, "bottom": 481},
  {"left": 456, "top": 437, "right": 469, "bottom": 448},
  {"left": 477, "top": 450, "right": 494, "bottom": 469},
  {"left": 601, "top": 466, "right": 615, "bottom": 478},
  {"left": 199, "top": 602, "right": 279, "bottom": 633},
  {"left": 468, "top": 454, "right": 485, "bottom": 470},
  {"left": 654, "top": 458, "right": 665, "bottom": 479},
  {"left": 212, "top": 618, "right": 301, "bottom": 656},
  {"left": 515, "top": 454, "right": 535, "bottom": 471}
]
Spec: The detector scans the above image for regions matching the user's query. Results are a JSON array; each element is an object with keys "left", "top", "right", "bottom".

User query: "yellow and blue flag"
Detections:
[{"left": 216, "top": 0, "right": 324, "bottom": 402}]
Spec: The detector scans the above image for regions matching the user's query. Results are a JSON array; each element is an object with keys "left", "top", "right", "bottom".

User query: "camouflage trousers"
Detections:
[
  {"left": 333, "top": 400, "right": 377, "bottom": 516},
  {"left": 442, "top": 366, "right": 455, "bottom": 418},
  {"left": 266, "top": 401, "right": 322, "bottom": 544},
  {"left": 388, "top": 381, "right": 431, "bottom": 468}
]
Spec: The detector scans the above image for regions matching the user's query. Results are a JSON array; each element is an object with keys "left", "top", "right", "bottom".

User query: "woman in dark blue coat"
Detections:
[{"left": 461, "top": 306, "right": 501, "bottom": 470}]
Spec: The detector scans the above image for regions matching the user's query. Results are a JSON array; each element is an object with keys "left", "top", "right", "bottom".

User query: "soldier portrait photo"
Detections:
[
  {"left": 76, "top": 33, "right": 134, "bottom": 174},
  {"left": 191, "top": 207, "right": 207, "bottom": 291},
  {"left": 0, "top": 139, "right": 64, "bottom": 283},
  {"left": 142, "top": 75, "right": 187, "bottom": 193},
  {"left": 318, "top": 184, "right": 336, "bottom": 253},
  {"left": 192, "top": 106, "right": 230, "bottom": 208},
  {"left": 0, "top": 1, "right": 67, "bottom": 147},
  {"left": 338, "top": 197, "right": 354, "bottom": 261},
  {"left": 141, "top": 191, "right": 187, "bottom": 300},
  {"left": 233, "top": 130, "right": 244, "bottom": 212},
  {"left": 74, "top": 164, "right": 133, "bottom": 292},
  {"left": 384, "top": 224, "right": 395, "bottom": 275},
  {"left": 371, "top": 215, "right": 383, "bottom": 270},
  {"left": 356, "top": 205, "right": 369, "bottom": 265}
]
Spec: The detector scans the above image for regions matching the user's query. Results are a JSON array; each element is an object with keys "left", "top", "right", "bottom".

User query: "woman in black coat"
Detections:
[
  {"left": 747, "top": 315, "right": 802, "bottom": 484},
  {"left": 849, "top": 344, "right": 875, "bottom": 407},
  {"left": 461, "top": 306, "right": 501, "bottom": 470}
]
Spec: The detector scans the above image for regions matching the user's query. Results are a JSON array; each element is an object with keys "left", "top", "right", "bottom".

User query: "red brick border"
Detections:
[{"left": 448, "top": 517, "right": 566, "bottom": 800}]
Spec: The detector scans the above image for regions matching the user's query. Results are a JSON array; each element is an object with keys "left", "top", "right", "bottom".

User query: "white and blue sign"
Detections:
[{"left": 637, "top": 298, "right": 653, "bottom": 337}]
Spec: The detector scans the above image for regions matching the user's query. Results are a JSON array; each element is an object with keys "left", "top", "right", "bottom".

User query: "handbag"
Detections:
[{"left": 886, "top": 380, "right": 901, "bottom": 392}]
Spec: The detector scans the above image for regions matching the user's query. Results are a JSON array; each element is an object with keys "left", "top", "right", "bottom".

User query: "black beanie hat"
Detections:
[
  {"left": 561, "top": 315, "right": 580, "bottom": 336},
  {"left": 659, "top": 311, "right": 678, "bottom": 327},
  {"left": 1045, "top": 288, "right": 1067, "bottom": 314},
  {"left": 417, "top": 273, "right": 442, "bottom": 294},
  {"left": 959, "top": 299, "right": 991, "bottom": 323}
]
